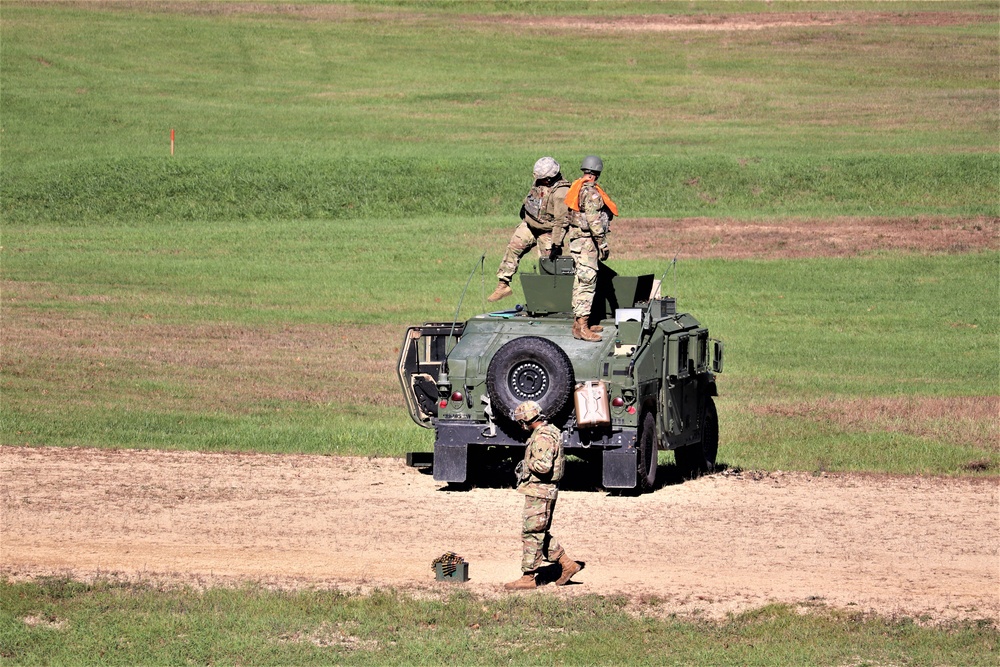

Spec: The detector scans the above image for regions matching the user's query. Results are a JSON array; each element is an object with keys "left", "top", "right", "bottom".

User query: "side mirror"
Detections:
[{"left": 712, "top": 339, "right": 724, "bottom": 374}]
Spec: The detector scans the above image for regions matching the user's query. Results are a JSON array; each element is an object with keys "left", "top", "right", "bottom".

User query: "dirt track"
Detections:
[{"left": 2, "top": 446, "right": 996, "bottom": 623}]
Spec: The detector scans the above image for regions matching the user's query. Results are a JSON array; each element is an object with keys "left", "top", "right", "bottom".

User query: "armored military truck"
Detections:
[{"left": 397, "top": 258, "right": 724, "bottom": 492}]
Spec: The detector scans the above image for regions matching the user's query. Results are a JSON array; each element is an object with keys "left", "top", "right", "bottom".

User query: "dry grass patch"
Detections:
[
  {"left": 2, "top": 296, "right": 404, "bottom": 412},
  {"left": 472, "top": 11, "right": 996, "bottom": 33},
  {"left": 615, "top": 216, "right": 998, "bottom": 260},
  {"left": 753, "top": 396, "right": 999, "bottom": 452},
  {"left": 277, "top": 621, "right": 379, "bottom": 651},
  {"left": 21, "top": 614, "right": 68, "bottom": 630}
]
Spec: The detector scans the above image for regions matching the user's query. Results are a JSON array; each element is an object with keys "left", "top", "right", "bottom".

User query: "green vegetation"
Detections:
[
  {"left": 0, "top": 2, "right": 1000, "bottom": 474},
  {"left": 2, "top": 578, "right": 997, "bottom": 666},
  {"left": 6, "top": 154, "right": 996, "bottom": 223},
  {"left": 2, "top": 2, "right": 997, "bottom": 471},
  {"left": 2, "top": 2, "right": 997, "bottom": 222},
  {"left": 4, "top": 220, "right": 997, "bottom": 473},
  {"left": 1, "top": 1, "right": 998, "bottom": 662}
]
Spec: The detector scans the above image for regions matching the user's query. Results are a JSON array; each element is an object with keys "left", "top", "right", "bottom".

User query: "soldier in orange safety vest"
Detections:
[{"left": 558, "top": 155, "right": 619, "bottom": 342}]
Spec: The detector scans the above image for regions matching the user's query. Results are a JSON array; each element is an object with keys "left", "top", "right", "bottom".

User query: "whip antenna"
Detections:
[
  {"left": 656, "top": 254, "right": 679, "bottom": 297},
  {"left": 446, "top": 252, "right": 486, "bottom": 360},
  {"left": 672, "top": 254, "right": 679, "bottom": 299}
]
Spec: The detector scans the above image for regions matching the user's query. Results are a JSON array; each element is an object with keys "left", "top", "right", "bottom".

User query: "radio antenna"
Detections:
[
  {"left": 672, "top": 254, "right": 679, "bottom": 299},
  {"left": 445, "top": 251, "right": 486, "bottom": 362},
  {"left": 656, "top": 254, "right": 679, "bottom": 297}
]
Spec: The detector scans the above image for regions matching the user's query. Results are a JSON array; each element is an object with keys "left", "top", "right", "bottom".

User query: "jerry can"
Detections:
[{"left": 574, "top": 380, "right": 610, "bottom": 427}]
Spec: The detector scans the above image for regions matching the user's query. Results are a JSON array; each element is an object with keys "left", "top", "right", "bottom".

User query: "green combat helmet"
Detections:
[{"left": 580, "top": 155, "right": 604, "bottom": 173}]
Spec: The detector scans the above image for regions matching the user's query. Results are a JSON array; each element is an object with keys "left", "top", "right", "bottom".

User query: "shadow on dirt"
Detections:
[
  {"left": 421, "top": 447, "right": 730, "bottom": 494},
  {"left": 535, "top": 560, "right": 586, "bottom": 586}
]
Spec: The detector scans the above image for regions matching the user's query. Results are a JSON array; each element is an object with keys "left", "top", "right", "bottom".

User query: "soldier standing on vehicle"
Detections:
[
  {"left": 487, "top": 157, "right": 572, "bottom": 303},
  {"left": 563, "top": 155, "right": 618, "bottom": 342},
  {"left": 504, "top": 400, "right": 583, "bottom": 590}
]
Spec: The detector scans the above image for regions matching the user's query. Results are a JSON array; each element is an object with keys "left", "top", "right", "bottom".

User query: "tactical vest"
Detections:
[
  {"left": 568, "top": 183, "right": 614, "bottom": 234},
  {"left": 522, "top": 180, "right": 571, "bottom": 230}
]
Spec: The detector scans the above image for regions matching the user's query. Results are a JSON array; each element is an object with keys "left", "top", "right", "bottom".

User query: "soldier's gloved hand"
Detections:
[
  {"left": 597, "top": 239, "right": 610, "bottom": 261},
  {"left": 549, "top": 245, "right": 562, "bottom": 260}
]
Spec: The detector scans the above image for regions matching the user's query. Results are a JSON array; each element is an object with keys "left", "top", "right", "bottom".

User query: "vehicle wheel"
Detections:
[
  {"left": 636, "top": 410, "right": 658, "bottom": 492},
  {"left": 486, "top": 336, "right": 574, "bottom": 420},
  {"left": 674, "top": 396, "right": 718, "bottom": 479}
]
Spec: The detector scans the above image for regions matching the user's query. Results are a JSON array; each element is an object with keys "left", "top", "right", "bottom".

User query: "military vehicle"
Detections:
[{"left": 397, "top": 258, "right": 724, "bottom": 492}]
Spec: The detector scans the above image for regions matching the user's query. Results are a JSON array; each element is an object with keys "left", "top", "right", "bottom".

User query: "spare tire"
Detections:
[{"left": 486, "top": 336, "right": 574, "bottom": 420}]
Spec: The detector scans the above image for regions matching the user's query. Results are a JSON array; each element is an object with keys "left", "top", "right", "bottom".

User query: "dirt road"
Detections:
[{"left": 1, "top": 446, "right": 997, "bottom": 623}]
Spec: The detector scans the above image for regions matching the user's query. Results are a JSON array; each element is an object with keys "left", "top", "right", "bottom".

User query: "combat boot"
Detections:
[
  {"left": 554, "top": 553, "right": 583, "bottom": 586},
  {"left": 504, "top": 572, "right": 537, "bottom": 590},
  {"left": 487, "top": 282, "right": 513, "bottom": 303},
  {"left": 573, "top": 317, "right": 601, "bottom": 342}
]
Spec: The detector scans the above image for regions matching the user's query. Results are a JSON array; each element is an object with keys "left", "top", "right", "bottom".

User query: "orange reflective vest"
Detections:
[{"left": 565, "top": 178, "right": 619, "bottom": 216}]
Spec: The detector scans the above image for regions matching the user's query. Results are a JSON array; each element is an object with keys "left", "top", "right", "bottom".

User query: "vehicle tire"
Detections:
[
  {"left": 674, "top": 396, "right": 719, "bottom": 479},
  {"left": 486, "top": 336, "right": 574, "bottom": 421},
  {"left": 636, "top": 410, "right": 658, "bottom": 493}
]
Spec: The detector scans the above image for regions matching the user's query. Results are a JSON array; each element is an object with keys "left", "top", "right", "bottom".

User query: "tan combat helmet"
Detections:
[
  {"left": 512, "top": 400, "right": 544, "bottom": 425},
  {"left": 533, "top": 157, "right": 560, "bottom": 180}
]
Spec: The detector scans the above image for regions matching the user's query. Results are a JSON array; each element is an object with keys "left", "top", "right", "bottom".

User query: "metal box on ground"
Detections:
[{"left": 434, "top": 562, "right": 469, "bottom": 582}]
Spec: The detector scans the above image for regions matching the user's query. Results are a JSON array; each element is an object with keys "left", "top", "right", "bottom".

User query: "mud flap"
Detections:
[
  {"left": 433, "top": 443, "right": 468, "bottom": 483},
  {"left": 602, "top": 448, "right": 638, "bottom": 489}
]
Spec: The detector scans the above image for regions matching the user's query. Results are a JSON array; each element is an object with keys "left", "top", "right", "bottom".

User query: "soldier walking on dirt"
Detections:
[
  {"left": 563, "top": 155, "right": 618, "bottom": 342},
  {"left": 487, "top": 157, "right": 572, "bottom": 303},
  {"left": 504, "top": 400, "right": 583, "bottom": 590}
]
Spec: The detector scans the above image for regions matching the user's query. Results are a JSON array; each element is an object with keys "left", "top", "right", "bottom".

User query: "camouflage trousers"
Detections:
[
  {"left": 520, "top": 495, "right": 565, "bottom": 572},
  {"left": 497, "top": 221, "right": 554, "bottom": 284},
  {"left": 568, "top": 232, "right": 599, "bottom": 319}
]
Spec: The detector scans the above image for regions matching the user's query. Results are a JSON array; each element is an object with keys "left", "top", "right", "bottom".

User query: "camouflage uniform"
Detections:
[
  {"left": 566, "top": 182, "right": 611, "bottom": 319},
  {"left": 515, "top": 422, "right": 566, "bottom": 572},
  {"left": 496, "top": 180, "right": 571, "bottom": 285}
]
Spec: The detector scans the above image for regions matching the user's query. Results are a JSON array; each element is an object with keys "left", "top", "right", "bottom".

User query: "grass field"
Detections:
[
  {"left": 1, "top": 1, "right": 998, "bottom": 661},
  {"left": 2, "top": 578, "right": 998, "bottom": 666},
  {"left": 3, "top": 222, "right": 997, "bottom": 474},
  {"left": 3, "top": 2, "right": 998, "bottom": 222},
  {"left": 2, "top": 0, "right": 997, "bottom": 468}
]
